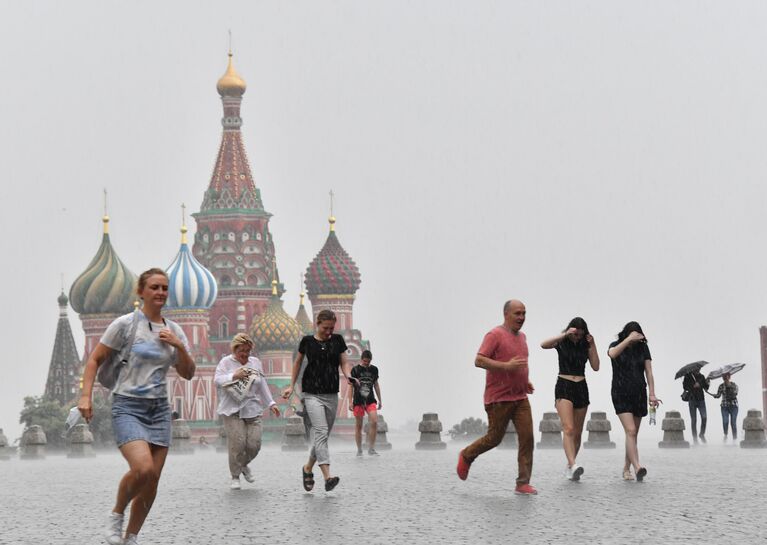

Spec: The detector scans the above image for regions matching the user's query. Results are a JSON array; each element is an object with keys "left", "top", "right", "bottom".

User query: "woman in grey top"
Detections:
[{"left": 78, "top": 268, "right": 195, "bottom": 545}]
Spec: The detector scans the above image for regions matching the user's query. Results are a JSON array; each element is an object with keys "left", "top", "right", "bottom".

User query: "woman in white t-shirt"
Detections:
[
  {"left": 214, "top": 334, "right": 280, "bottom": 490},
  {"left": 78, "top": 268, "right": 195, "bottom": 545}
]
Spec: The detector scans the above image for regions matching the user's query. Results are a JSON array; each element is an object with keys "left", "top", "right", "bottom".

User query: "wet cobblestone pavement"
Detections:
[{"left": 1, "top": 435, "right": 763, "bottom": 544}]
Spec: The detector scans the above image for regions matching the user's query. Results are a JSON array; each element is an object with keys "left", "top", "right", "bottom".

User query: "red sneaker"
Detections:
[
  {"left": 514, "top": 483, "right": 538, "bottom": 495},
  {"left": 456, "top": 450, "right": 471, "bottom": 480}
]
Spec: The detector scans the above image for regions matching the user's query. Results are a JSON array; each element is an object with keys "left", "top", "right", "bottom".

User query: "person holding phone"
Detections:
[{"left": 607, "top": 321, "right": 661, "bottom": 482}]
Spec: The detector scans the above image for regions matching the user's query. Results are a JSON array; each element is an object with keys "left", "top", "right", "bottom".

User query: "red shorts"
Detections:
[{"left": 353, "top": 403, "right": 378, "bottom": 418}]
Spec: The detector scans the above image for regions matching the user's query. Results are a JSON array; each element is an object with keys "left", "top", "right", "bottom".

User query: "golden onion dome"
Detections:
[
  {"left": 250, "top": 283, "right": 303, "bottom": 352},
  {"left": 216, "top": 53, "right": 246, "bottom": 97}
]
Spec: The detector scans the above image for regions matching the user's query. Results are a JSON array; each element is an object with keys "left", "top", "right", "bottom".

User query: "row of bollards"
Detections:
[
  {"left": 413, "top": 409, "right": 767, "bottom": 450},
  {"left": 4, "top": 409, "right": 766, "bottom": 459}
]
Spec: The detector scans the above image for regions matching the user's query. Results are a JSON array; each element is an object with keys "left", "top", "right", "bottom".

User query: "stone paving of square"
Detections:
[{"left": 0, "top": 434, "right": 763, "bottom": 544}]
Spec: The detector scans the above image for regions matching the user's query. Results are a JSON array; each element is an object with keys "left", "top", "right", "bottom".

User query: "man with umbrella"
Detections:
[{"left": 679, "top": 362, "right": 710, "bottom": 444}]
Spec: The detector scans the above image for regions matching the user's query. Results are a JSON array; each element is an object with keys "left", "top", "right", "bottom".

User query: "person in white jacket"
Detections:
[{"left": 215, "top": 334, "right": 280, "bottom": 489}]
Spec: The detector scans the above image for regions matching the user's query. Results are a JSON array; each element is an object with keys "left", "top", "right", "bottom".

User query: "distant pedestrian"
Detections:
[
  {"left": 541, "top": 317, "right": 599, "bottom": 481},
  {"left": 456, "top": 299, "right": 537, "bottom": 495},
  {"left": 282, "top": 309, "right": 358, "bottom": 492},
  {"left": 78, "top": 268, "right": 195, "bottom": 545},
  {"left": 608, "top": 321, "right": 661, "bottom": 482},
  {"left": 350, "top": 350, "right": 382, "bottom": 456},
  {"left": 712, "top": 372, "right": 739, "bottom": 442},
  {"left": 682, "top": 370, "right": 709, "bottom": 444},
  {"left": 215, "top": 334, "right": 280, "bottom": 490}
]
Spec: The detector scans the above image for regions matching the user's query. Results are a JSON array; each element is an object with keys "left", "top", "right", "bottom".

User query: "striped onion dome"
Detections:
[
  {"left": 166, "top": 225, "right": 218, "bottom": 309},
  {"left": 305, "top": 216, "right": 361, "bottom": 296},
  {"left": 69, "top": 216, "right": 137, "bottom": 315},
  {"left": 251, "top": 281, "right": 303, "bottom": 352}
]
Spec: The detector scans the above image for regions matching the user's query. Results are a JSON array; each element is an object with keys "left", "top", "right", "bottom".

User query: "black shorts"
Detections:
[
  {"left": 612, "top": 388, "right": 648, "bottom": 417},
  {"left": 555, "top": 377, "right": 590, "bottom": 409}
]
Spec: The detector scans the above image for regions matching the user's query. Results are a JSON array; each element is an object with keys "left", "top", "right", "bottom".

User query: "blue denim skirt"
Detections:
[{"left": 112, "top": 394, "right": 172, "bottom": 448}]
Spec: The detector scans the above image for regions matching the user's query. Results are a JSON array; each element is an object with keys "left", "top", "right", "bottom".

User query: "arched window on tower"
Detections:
[
  {"left": 220, "top": 275, "right": 232, "bottom": 287},
  {"left": 219, "top": 317, "right": 230, "bottom": 339}
]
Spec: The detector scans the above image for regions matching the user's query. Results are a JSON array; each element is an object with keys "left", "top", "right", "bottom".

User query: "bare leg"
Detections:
[
  {"left": 354, "top": 414, "right": 364, "bottom": 452},
  {"left": 556, "top": 399, "right": 577, "bottom": 467},
  {"left": 572, "top": 407, "right": 588, "bottom": 460},
  {"left": 367, "top": 411, "right": 378, "bottom": 450},
  {"left": 617, "top": 413, "right": 641, "bottom": 473},
  {"left": 117, "top": 442, "right": 168, "bottom": 537}
]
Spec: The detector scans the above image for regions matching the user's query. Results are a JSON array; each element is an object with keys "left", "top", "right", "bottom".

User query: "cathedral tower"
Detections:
[
  {"left": 192, "top": 52, "right": 281, "bottom": 359},
  {"left": 44, "top": 291, "right": 81, "bottom": 405}
]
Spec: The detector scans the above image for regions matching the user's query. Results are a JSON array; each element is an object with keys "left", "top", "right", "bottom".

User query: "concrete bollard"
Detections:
[
  {"left": 536, "top": 412, "right": 562, "bottom": 449},
  {"left": 364, "top": 415, "right": 392, "bottom": 450},
  {"left": 740, "top": 409, "right": 767, "bottom": 448},
  {"left": 281, "top": 416, "right": 309, "bottom": 451},
  {"left": 658, "top": 410, "right": 690, "bottom": 448},
  {"left": 583, "top": 411, "right": 616, "bottom": 449},
  {"left": 415, "top": 413, "right": 447, "bottom": 450},
  {"left": 0, "top": 428, "right": 10, "bottom": 461},
  {"left": 20, "top": 425, "right": 47, "bottom": 460},
  {"left": 498, "top": 420, "right": 518, "bottom": 449},
  {"left": 216, "top": 424, "right": 228, "bottom": 453},
  {"left": 170, "top": 419, "right": 194, "bottom": 454},
  {"left": 67, "top": 424, "right": 96, "bottom": 458}
]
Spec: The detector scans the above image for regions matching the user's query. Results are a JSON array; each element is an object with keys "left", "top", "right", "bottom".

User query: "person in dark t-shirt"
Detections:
[
  {"left": 607, "top": 321, "right": 662, "bottom": 482},
  {"left": 350, "top": 350, "right": 382, "bottom": 456},
  {"left": 540, "top": 316, "right": 600, "bottom": 482},
  {"left": 282, "top": 309, "right": 356, "bottom": 493},
  {"left": 682, "top": 370, "right": 709, "bottom": 444}
]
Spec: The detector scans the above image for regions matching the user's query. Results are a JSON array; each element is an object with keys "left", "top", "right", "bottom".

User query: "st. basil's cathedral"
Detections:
[{"left": 44, "top": 53, "right": 370, "bottom": 440}]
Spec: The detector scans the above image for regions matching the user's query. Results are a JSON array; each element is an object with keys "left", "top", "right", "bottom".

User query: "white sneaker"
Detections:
[
  {"left": 368, "top": 448, "right": 380, "bottom": 456},
  {"left": 566, "top": 465, "right": 584, "bottom": 481},
  {"left": 230, "top": 477, "right": 241, "bottom": 490},
  {"left": 123, "top": 535, "right": 138, "bottom": 545},
  {"left": 241, "top": 466, "right": 255, "bottom": 483},
  {"left": 105, "top": 512, "right": 124, "bottom": 545}
]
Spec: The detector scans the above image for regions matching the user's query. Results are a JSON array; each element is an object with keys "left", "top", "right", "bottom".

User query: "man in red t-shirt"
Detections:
[{"left": 456, "top": 299, "right": 537, "bottom": 495}]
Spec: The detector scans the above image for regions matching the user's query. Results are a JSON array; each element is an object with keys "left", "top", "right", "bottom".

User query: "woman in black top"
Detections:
[
  {"left": 282, "top": 309, "right": 356, "bottom": 492},
  {"left": 607, "top": 321, "right": 661, "bottom": 482},
  {"left": 541, "top": 317, "right": 599, "bottom": 481}
]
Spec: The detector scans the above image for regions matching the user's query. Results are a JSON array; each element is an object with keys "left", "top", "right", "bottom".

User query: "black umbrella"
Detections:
[{"left": 674, "top": 360, "right": 708, "bottom": 380}]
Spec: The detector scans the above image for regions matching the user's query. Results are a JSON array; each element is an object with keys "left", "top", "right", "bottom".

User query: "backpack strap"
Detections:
[{"left": 119, "top": 308, "right": 141, "bottom": 364}]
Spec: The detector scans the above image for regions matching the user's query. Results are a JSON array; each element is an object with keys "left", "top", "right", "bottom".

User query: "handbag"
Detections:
[
  {"left": 681, "top": 390, "right": 690, "bottom": 402},
  {"left": 96, "top": 308, "right": 140, "bottom": 389}
]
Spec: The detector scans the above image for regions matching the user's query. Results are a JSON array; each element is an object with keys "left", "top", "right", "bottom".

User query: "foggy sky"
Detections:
[{"left": 2, "top": 1, "right": 766, "bottom": 442}]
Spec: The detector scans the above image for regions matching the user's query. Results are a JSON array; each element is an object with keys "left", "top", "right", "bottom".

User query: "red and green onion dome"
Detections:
[
  {"left": 69, "top": 216, "right": 137, "bottom": 315},
  {"left": 250, "top": 281, "right": 303, "bottom": 352},
  {"left": 304, "top": 216, "right": 361, "bottom": 296}
]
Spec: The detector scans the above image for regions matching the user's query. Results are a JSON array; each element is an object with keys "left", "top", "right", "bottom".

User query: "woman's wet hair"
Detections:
[
  {"left": 361, "top": 350, "right": 373, "bottom": 360},
  {"left": 230, "top": 333, "right": 254, "bottom": 352},
  {"left": 316, "top": 309, "right": 337, "bottom": 324},
  {"left": 616, "top": 321, "right": 647, "bottom": 343},
  {"left": 563, "top": 316, "right": 589, "bottom": 345},
  {"left": 137, "top": 267, "right": 168, "bottom": 292}
]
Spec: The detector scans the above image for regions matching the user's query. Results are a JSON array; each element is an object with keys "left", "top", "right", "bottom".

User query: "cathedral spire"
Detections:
[{"left": 45, "top": 290, "right": 81, "bottom": 405}]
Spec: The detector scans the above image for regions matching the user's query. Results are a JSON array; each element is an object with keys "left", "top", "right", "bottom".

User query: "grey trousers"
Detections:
[
  {"left": 223, "top": 414, "right": 263, "bottom": 478},
  {"left": 304, "top": 393, "right": 338, "bottom": 466}
]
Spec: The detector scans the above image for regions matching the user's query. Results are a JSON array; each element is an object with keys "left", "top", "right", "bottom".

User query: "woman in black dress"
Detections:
[{"left": 607, "top": 322, "right": 661, "bottom": 481}]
